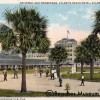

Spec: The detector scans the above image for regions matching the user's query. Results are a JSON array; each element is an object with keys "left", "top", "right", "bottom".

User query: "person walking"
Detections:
[
  {"left": 51, "top": 69, "right": 55, "bottom": 80},
  {"left": 3, "top": 69, "right": 7, "bottom": 81},
  {"left": 51, "top": 69, "right": 53, "bottom": 79},
  {"left": 81, "top": 74, "right": 85, "bottom": 86},
  {"left": 59, "top": 76, "right": 62, "bottom": 87},
  {"left": 46, "top": 67, "right": 49, "bottom": 77},
  {"left": 39, "top": 67, "right": 43, "bottom": 77},
  {"left": 14, "top": 65, "right": 18, "bottom": 79},
  {"left": 34, "top": 66, "right": 38, "bottom": 76}
]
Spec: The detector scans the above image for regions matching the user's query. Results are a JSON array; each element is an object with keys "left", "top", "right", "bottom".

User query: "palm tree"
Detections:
[
  {"left": 84, "top": 34, "right": 100, "bottom": 80},
  {"left": 0, "top": 24, "right": 16, "bottom": 52},
  {"left": 49, "top": 46, "right": 68, "bottom": 77},
  {"left": 75, "top": 34, "right": 100, "bottom": 80},
  {"left": 1, "top": 7, "right": 50, "bottom": 92},
  {"left": 75, "top": 42, "right": 87, "bottom": 74},
  {"left": 37, "top": 37, "right": 50, "bottom": 53},
  {"left": 92, "top": 10, "right": 100, "bottom": 35}
]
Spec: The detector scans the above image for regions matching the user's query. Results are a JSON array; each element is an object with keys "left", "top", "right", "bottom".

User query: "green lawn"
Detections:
[
  {"left": 0, "top": 69, "right": 34, "bottom": 74},
  {"left": 0, "top": 89, "right": 99, "bottom": 97},
  {"left": 0, "top": 89, "right": 46, "bottom": 97},
  {"left": 62, "top": 73, "right": 100, "bottom": 82},
  {"left": 0, "top": 66, "right": 100, "bottom": 74},
  {"left": 76, "top": 67, "right": 100, "bottom": 72},
  {"left": 60, "top": 67, "right": 100, "bottom": 74}
]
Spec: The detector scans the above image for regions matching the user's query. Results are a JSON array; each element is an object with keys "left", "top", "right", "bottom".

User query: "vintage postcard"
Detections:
[{"left": 0, "top": 0, "right": 100, "bottom": 99}]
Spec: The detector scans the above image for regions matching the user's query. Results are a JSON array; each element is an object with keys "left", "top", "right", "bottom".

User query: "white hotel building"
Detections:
[
  {"left": 55, "top": 38, "right": 77, "bottom": 64},
  {"left": 0, "top": 38, "right": 77, "bottom": 64}
]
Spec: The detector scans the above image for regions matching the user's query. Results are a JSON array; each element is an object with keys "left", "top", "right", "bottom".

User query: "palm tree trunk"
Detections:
[
  {"left": 81, "top": 62, "right": 83, "bottom": 74},
  {"left": 50, "top": 61, "right": 52, "bottom": 74},
  {"left": 56, "top": 62, "right": 60, "bottom": 78},
  {"left": 21, "top": 52, "right": 27, "bottom": 92},
  {"left": 90, "top": 59, "right": 94, "bottom": 80},
  {"left": 76, "top": 63, "right": 77, "bottom": 72}
]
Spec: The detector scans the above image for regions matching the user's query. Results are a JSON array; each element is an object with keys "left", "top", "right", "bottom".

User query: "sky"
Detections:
[{"left": 0, "top": 4, "right": 100, "bottom": 47}]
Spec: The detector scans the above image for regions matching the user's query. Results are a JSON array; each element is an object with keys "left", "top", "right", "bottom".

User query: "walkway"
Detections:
[{"left": 0, "top": 73, "right": 100, "bottom": 93}]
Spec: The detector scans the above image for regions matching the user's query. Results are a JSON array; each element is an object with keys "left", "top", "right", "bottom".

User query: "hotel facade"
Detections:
[{"left": 55, "top": 38, "right": 77, "bottom": 64}]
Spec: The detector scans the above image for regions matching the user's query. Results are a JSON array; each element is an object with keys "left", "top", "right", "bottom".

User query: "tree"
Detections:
[
  {"left": 0, "top": 24, "right": 16, "bottom": 52},
  {"left": 92, "top": 10, "right": 100, "bottom": 35},
  {"left": 84, "top": 34, "right": 100, "bottom": 80},
  {"left": 37, "top": 37, "right": 50, "bottom": 53},
  {"left": 75, "top": 41, "right": 87, "bottom": 74},
  {"left": 75, "top": 34, "right": 100, "bottom": 80},
  {"left": 49, "top": 46, "right": 68, "bottom": 77},
  {"left": 1, "top": 7, "right": 50, "bottom": 92}
]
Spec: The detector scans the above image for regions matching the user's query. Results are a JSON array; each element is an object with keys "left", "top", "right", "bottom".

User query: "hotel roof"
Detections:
[{"left": 56, "top": 38, "right": 77, "bottom": 44}]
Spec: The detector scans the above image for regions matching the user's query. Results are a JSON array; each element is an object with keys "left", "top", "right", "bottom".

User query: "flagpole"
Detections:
[
  {"left": 67, "top": 32, "right": 68, "bottom": 39},
  {"left": 67, "top": 30, "right": 69, "bottom": 39}
]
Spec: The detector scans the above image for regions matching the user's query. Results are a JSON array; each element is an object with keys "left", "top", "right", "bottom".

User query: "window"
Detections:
[
  {"left": 70, "top": 54, "right": 72, "bottom": 56},
  {"left": 70, "top": 58, "right": 72, "bottom": 60},
  {"left": 69, "top": 49, "right": 72, "bottom": 52}
]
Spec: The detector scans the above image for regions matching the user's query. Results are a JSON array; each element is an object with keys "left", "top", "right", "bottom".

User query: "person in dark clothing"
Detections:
[
  {"left": 39, "top": 67, "right": 43, "bottom": 77},
  {"left": 46, "top": 67, "right": 49, "bottom": 77},
  {"left": 13, "top": 66, "right": 18, "bottom": 79},
  {"left": 52, "top": 73, "right": 54, "bottom": 80},
  {"left": 81, "top": 74, "right": 85, "bottom": 86},
  {"left": 59, "top": 76, "right": 62, "bottom": 87},
  {"left": 51, "top": 73, "right": 53, "bottom": 79},
  {"left": 3, "top": 70, "right": 7, "bottom": 81},
  {"left": 51, "top": 69, "right": 55, "bottom": 80}
]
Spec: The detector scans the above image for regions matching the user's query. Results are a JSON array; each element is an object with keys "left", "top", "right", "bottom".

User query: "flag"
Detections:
[{"left": 67, "top": 30, "right": 70, "bottom": 34}]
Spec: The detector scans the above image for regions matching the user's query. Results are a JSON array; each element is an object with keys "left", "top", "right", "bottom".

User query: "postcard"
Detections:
[{"left": 0, "top": 0, "right": 100, "bottom": 100}]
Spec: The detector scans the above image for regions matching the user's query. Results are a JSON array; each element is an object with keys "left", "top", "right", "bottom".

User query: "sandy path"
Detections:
[{"left": 0, "top": 73, "right": 100, "bottom": 94}]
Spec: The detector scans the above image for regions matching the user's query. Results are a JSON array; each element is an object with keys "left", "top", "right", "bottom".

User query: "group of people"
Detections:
[
  {"left": 2, "top": 65, "right": 19, "bottom": 82},
  {"left": 2, "top": 65, "right": 85, "bottom": 87},
  {"left": 34, "top": 66, "right": 49, "bottom": 77},
  {"left": 34, "top": 66, "right": 85, "bottom": 87},
  {"left": 34, "top": 66, "right": 58, "bottom": 79},
  {"left": 34, "top": 66, "right": 63, "bottom": 87}
]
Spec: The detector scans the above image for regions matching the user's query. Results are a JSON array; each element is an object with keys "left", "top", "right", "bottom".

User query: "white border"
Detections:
[
  {"left": 0, "top": 0, "right": 100, "bottom": 4},
  {"left": 0, "top": 0, "right": 100, "bottom": 100}
]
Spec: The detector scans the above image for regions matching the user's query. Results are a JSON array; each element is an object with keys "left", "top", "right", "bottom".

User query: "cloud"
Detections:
[
  {"left": 67, "top": 10, "right": 77, "bottom": 15},
  {"left": 57, "top": 13, "right": 68, "bottom": 21},
  {"left": 47, "top": 23, "right": 90, "bottom": 47},
  {"left": 83, "top": 8, "right": 94, "bottom": 20}
]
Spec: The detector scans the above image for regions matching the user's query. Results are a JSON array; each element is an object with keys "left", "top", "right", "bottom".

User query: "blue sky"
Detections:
[{"left": 0, "top": 4, "right": 100, "bottom": 46}]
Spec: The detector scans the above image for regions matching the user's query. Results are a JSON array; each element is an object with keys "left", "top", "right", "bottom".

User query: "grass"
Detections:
[
  {"left": 0, "top": 89, "right": 99, "bottom": 97},
  {"left": 60, "top": 67, "right": 71, "bottom": 73},
  {"left": 0, "top": 89, "right": 46, "bottom": 97},
  {"left": 76, "top": 67, "right": 100, "bottom": 72},
  {"left": 0, "top": 66, "right": 100, "bottom": 74},
  {"left": 61, "top": 73, "right": 100, "bottom": 82},
  {"left": 0, "top": 69, "right": 34, "bottom": 74}
]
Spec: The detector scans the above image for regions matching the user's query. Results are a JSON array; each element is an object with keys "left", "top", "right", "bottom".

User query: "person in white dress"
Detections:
[
  {"left": 34, "top": 66, "right": 38, "bottom": 76},
  {"left": 81, "top": 74, "right": 85, "bottom": 86}
]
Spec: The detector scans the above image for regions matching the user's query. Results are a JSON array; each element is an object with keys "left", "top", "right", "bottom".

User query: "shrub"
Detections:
[{"left": 65, "top": 83, "right": 70, "bottom": 94}]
